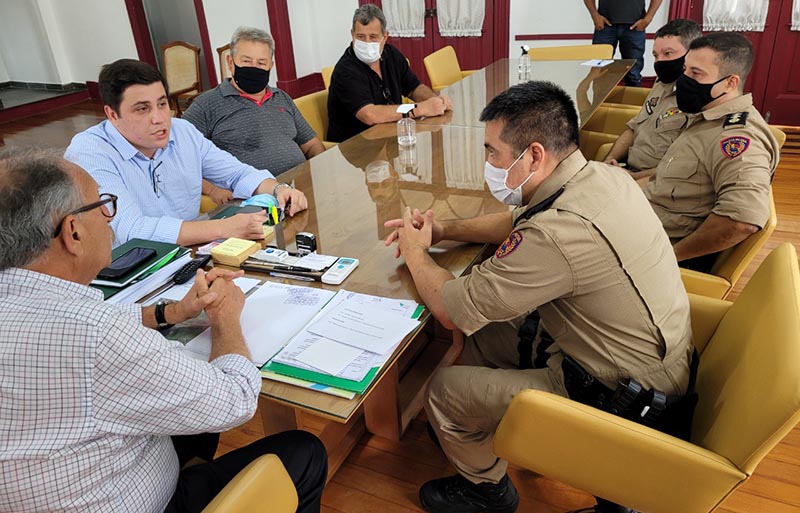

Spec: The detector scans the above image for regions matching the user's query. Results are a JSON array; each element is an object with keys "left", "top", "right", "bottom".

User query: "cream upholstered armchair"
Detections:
[
  {"left": 423, "top": 45, "right": 476, "bottom": 93},
  {"left": 201, "top": 454, "right": 297, "bottom": 513},
  {"left": 494, "top": 242, "right": 800, "bottom": 513},
  {"left": 162, "top": 41, "right": 202, "bottom": 117},
  {"left": 295, "top": 89, "right": 335, "bottom": 149},
  {"left": 579, "top": 104, "right": 640, "bottom": 162}
]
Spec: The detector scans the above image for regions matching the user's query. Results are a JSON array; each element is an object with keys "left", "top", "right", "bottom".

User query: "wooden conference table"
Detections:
[{"left": 219, "top": 58, "right": 633, "bottom": 475}]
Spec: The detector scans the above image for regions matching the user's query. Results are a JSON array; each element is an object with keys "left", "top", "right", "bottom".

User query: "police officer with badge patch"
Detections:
[
  {"left": 603, "top": 19, "right": 702, "bottom": 180},
  {"left": 385, "top": 81, "right": 694, "bottom": 513},
  {"left": 644, "top": 32, "right": 780, "bottom": 272}
]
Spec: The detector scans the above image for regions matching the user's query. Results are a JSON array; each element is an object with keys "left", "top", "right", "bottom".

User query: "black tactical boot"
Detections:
[{"left": 419, "top": 473, "right": 519, "bottom": 513}]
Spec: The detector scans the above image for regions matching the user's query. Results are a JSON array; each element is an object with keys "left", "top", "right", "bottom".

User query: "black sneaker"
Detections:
[
  {"left": 566, "top": 505, "right": 638, "bottom": 513},
  {"left": 419, "top": 474, "right": 519, "bottom": 513}
]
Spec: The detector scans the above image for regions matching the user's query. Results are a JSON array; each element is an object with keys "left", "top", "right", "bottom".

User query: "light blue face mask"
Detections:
[
  {"left": 483, "top": 147, "right": 533, "bottom": 206},
  {"left": 240, "top": 193, "right": 278, "bottom": 209}
]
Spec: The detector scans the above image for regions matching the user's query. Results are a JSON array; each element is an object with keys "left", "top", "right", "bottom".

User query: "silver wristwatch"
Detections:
[{"left": 272, "top": 182, "right": 293, "bottom": 197}]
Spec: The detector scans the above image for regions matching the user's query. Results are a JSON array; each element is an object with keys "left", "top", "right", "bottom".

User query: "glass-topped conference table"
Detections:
[{"left": 215, "top": 58, "right": 634, "bottom": 476}]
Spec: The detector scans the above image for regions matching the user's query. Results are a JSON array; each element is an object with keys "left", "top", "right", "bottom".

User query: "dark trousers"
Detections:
[
  {"left": 592, "top": 24, "right": 646, "bottom": 86},
  {"left": 679, "top": 252, "right": 721, "bottom": 274},
  {"left": 165, "top": 430, "right": 328, "bottom": 513}
]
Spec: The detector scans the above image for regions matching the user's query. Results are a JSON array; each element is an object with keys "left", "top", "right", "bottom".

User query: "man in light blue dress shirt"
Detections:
[{"left": 65, "top": 59, "right": 308, "bottom": 246}]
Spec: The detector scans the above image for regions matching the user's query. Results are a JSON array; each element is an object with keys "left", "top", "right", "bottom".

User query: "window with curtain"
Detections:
[
  {"left": 703, "top": 0, "right": 770, "bottom": 32},
  {"left": 383, "top": 0, "right": 426, "bottom": 37},
  {"left": 792, "top": 0, "right": 800, "bottom": 30},
  {"left": 437, "top": 0, "right": 485, "bottom": 37}
]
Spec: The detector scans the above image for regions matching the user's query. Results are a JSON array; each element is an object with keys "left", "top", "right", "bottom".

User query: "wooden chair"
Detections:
[
  {"left": 529, "top": 44, "right": 613, "bottom": 61},
  {"left": 423, "top": 45, "right": 476, "bottom": 93},
  {"left": 162, "top": 41, "right": 201, "bottom": 117},
  {"left": 494, "top": 242, "right": 800, "bottom": 513},
  {"left": 217, "top": 43, "right": 232, "bottom": 82},
  {"left": 680, "top": 126, "right": 785, "bottom": 299},
  {"left": 201, "top": 454, "right": 297, "bottom": 513}
]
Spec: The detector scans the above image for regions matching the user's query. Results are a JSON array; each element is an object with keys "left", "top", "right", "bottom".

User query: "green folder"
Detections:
[
  {"left": 260, "top": 304, "right": 426, "bottom": 394},
  {"left": 91, "top": 239, "right": 188, "bottom": 299}
]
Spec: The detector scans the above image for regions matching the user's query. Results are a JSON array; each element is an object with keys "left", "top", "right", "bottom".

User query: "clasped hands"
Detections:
[
  {"left": 384, "top": 207, "right": 443, "bottom": 259},
  {"left": 169, "top": 267, "right": 246, "bottom": 325}
]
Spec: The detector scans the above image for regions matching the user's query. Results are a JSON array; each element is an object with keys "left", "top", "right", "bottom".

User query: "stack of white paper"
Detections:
[{"left": 106, "top": 254, "right": 193, "bottom": 305}]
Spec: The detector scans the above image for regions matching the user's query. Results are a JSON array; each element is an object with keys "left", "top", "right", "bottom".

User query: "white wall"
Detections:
[
  {"left": 509, "top": 0, "right": 670, "bottom": 78},
  {"left": 288, "top": 0, "right": 357, "bottom": 78},
  {"left": 202, "top": 0, "right": 274, "bottom": 84},
  {"left": 0, "top": 51, "right": 9, "bottom": 83},
  {"left": 0, "top": 0, "right": 60, "bottom": 83},
  {"left": 36, "top": 0, "right": 138, "bottom": 84}
]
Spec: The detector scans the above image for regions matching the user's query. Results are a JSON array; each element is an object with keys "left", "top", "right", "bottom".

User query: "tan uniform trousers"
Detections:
[{"left": 425, "top": 316, "right": 568, "bottom": 485}]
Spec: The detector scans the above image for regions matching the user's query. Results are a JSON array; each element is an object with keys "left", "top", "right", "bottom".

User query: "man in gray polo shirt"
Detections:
[{"left": 184, "top": 27, "right": 325, "bottom": 192}]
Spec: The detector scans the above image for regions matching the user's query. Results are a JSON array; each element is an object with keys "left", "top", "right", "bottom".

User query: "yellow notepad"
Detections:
[{"left": 211, "top": 238, "right": 259, "bottom": 266}]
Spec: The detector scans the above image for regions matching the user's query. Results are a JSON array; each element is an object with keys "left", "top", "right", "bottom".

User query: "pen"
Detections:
[
  {"left": 270, "top": 272, "right": 314, "bottom": 282},
  {"left": 272, "top": 265, "right": 315, "bottom": 272}
]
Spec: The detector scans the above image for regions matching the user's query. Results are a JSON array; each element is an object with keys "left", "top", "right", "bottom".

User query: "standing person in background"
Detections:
[{"left": 583, "top": 0, "right": 664, "bottom": 87}]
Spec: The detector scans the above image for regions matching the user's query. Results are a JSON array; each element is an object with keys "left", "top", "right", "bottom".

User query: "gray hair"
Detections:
[
  {"left": 0, "top": 147, "right": 83, "bottom": 270},
  {"left": 352, "top": 3, "right": 386, "bottom": 34},
  {"left": 230, "top": 26, "right": 275, "bottom": 58}
]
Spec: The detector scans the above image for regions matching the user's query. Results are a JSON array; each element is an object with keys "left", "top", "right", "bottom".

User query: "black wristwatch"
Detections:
[{"left": 155, "top": 300, "right": 174, "bottom": 330}]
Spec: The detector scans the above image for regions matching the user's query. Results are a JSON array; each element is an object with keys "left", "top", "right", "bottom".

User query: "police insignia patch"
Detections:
[
  {"left": 495, "top": 232, "right": 523, "bottom": 259},
  {"left": 720, "top": 136, "right": 750, "bottom": 159},
  {"left": 645, "top": 96, "right": 659, "bottom": 115}
]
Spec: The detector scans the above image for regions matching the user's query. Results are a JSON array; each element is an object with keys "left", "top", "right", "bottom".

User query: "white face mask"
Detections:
[
  {"left": 484, "top": 147, "right": 534, "bottom": 205},
  {"left": 353, "top": 39, "right": 382, "bottom": 64}
]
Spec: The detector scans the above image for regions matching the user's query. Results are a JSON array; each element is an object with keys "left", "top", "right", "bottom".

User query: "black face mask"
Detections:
[
  {"left": 653, "top": 55, "right": 686, "bottom": 84},
  {"left": 676, "top": 74, "right": 730, "bottom": 114},
  {"left": 233, "top": 64, "right": 270, "bottom": 94}
]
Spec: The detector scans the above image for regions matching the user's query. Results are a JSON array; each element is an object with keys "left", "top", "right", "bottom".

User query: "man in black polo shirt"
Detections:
[
  {"left": 327, "top": 3, "right": 453, "bottom": 143},
  {"left": 583, "top": 0, "right": 664, "bottom": 86}
]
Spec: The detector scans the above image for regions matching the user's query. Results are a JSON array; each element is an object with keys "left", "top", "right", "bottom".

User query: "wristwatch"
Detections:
[
  {"left": 154, "top": 300, "right": 174, "bottom": 330},
  {"left": 272, "top": 182, "right": 293, "bottom": 197}
]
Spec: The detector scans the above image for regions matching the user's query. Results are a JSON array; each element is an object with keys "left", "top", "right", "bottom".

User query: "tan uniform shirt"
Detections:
[
  {"left": 441, "top": 150, "right": 693, "bottom": 394},
  {"left": 644, "top": 93, "right": 779, "bottom": 240},
  {"left": 626, "top": 80, "right": 691, "bottom": 171}
]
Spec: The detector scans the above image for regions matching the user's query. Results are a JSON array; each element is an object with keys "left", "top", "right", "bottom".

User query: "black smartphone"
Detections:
[{"left": 97, "top": 247, "right": 157, "bottom": 280}]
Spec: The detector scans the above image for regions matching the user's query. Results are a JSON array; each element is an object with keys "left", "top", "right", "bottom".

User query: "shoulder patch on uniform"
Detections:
[
  {"left": 645, "top": 96, "right": 659, "bottom": 115},
  {"left": 720, "top": 136, "right": 750, "bottom": 159},
  {"left": 722, "top": 111, "right": 748, "bottom": 129},
  {"left": 495, "top": 232, "right": 523, "bottom": 259}
]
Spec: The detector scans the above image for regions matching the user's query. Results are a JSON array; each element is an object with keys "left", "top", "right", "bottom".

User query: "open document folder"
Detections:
[{"left": 182, "top": 281, "right": 424, "bottom": 394}]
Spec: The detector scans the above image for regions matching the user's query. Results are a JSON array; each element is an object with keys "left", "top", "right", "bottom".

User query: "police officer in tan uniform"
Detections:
[
  {"left": 644, "top": 32, "right": 780, "bottom": 272},
  {"left": 603, "top": 19, "right": 702, "bottom": 180},
  {"left": 385, "top": 81, "right": 694, "bottom": 513}
]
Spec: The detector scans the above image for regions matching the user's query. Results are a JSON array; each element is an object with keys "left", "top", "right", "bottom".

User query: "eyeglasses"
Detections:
[
  {"left": 52, "top": 193, "right": 118, "bottom": 238},
  {"left": 382, "top": 86, "right": 395, "bottom": 105},
  {"left": 151, "top": 161, "right": 163, "bottom": 197}
]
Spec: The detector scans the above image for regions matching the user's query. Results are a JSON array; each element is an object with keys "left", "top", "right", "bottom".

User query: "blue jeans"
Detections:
[{"left": 592, "top": 24, "right": 646, "bottom": 86}]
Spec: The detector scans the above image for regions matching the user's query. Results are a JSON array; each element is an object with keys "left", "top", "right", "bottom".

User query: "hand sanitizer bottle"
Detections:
[
  {"left": 397, "top": 107, "right": 416, "bottom": 146},
  {"left": 518, "top": 45, "right": 531, "bottom": 80}
]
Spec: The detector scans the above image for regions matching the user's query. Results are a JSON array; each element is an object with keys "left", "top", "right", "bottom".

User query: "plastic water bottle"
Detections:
[
  {"left": 397, "top": 110, "right": 416, "bottom": 146},
  {"left": 518, "top": 45, "right": 531, "bottom": 81}
]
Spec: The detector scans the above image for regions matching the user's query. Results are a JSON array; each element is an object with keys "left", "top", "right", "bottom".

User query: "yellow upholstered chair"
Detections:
[
  {"left": 162, "top": 41, "right": 202, "bottom": 117},
  {"left": 681, "top": 126, "right": 785, "bottom": 299},
  {"left": 217, "top": 43, "right": 232, "bottom": 82},
  {"left": 321, "top": 66, "right": 334, "bottom": 89},
  {"left": 494, "top": 242, "right": 800, "bottom": 513},
  {"left": 423, "top": 45, "right": 476, "bottom": 93},
  {"left": 579, "top": 104, "right": 639, "bottom": 161},
  {"left": 681, "top": 189, "right": 777, "bottom": 299},
  {"left": 529, "top": 44, "right": 613, "bottom": 61},
  {"left": 603, "top": 85, "right": 651, "bottom": 107},
  {"left": 200, "top": 194, "right": 217, "bottom": 214},
  {"left": 201, "top": 454, "right": 298, "bottom": 513},
  {"left": 294, "top": 89, "right": 335, "bottom": 149}
]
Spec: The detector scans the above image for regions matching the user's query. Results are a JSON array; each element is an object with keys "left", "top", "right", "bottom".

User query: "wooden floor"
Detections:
[{"left": 2, "top": 101, "right": 799, "bottom": 513}]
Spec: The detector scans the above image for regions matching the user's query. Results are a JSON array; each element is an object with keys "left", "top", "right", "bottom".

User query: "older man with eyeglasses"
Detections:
[{"left": 0, "top": 148, "right": 328, "bottom": 513}]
